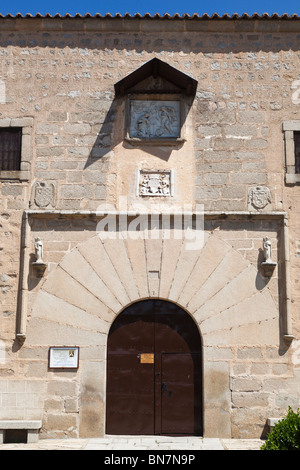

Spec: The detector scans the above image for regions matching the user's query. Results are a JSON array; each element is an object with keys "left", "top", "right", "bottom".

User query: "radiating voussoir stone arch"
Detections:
[{"left": 28, "top": 230, "right": 279, "bottom": 347}]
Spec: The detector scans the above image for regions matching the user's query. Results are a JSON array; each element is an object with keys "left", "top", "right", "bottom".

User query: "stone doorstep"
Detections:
[{"left": 0, "top": 420, "right": 42, "bottom": 444}]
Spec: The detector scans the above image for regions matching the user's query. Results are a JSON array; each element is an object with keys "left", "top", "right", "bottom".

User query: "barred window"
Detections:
[
  {"left": 295, "top": 131, "right": 300, "bottom": 174},
  {"left": 0, "top": 128, "right": 22, "bottom": 171}
]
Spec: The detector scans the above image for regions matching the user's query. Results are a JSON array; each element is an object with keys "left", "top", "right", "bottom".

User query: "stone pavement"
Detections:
[{"left": 0, "top": 436, "right": 263, "bottom": 450}]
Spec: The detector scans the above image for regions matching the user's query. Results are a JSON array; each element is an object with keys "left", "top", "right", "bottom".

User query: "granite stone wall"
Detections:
[{"left": 0, "top": 17, "right": 299, "bottom": 439}]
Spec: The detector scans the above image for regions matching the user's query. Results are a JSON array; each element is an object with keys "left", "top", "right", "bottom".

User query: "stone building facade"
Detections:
[{"left": 0, "top": 13, "right": 300, "bottom": 440}]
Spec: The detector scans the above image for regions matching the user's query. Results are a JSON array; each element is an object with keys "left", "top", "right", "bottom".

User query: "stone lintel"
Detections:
[{"left": 24, "top": 209, "right": 287, "bottom": 219}]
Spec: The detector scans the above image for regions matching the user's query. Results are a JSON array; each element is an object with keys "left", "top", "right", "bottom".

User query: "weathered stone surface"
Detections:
[
  {"left": 79, "top": 362, "right": 105, "bottom": 438},
  {"left": 0, "top": 17, "right": 299, "bottom": 441},
  {"left": 77, "top": 235, "right": 130, "bottom": 307},
  {"left": 59, "top": 248, "right": 122, "bottom": 314}
]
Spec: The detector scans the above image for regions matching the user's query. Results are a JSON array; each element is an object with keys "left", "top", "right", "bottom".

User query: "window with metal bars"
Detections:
[
  {"left": 0, "top": 128, "right": 22, "bottom": 171},
  {"left": 295, "top": 131, "right": 300, "bottom": 174}
]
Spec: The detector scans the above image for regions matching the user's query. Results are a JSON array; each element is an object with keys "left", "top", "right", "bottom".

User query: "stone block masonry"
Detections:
[
  {"left": 0, "top": 16, "right": 300, "bottom": 440},
  {"left": 0, "top": 26, "right": 296, "bottom": 214}
]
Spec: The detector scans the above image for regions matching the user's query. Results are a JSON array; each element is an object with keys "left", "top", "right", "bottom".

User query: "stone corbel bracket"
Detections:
[
  {"left": 261, "top": 260, "right": 277, "bottom": 277},
  {"left": 32, "top": 260, "right": 47, "bottom": 278}
]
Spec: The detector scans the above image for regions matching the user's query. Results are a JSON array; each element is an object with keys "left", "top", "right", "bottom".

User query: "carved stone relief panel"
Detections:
[
  {"left": 137, "top": 170, "right": 173, "bottom": 197},
  {"left": 129, "top": 100, "right": 180, "bottom": 139},
  {"left": 248, "top": 185, "right": 272, "bottom": 210},
  {"left": 30, "top": 181, "right": 56, "bottom": 209}
]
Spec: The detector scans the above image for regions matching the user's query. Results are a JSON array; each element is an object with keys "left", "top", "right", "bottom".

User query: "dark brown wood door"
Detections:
[
  {"left": 106, "top": 300, "right": 202, "bottom": 435},
  {"left": 160, "top": 353, "right": 202, "bottom": 434}
]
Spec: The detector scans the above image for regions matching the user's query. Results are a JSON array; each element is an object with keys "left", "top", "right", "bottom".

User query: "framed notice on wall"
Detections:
[{"left": 48, "top": 346, "right": 79, "bottom": 369}]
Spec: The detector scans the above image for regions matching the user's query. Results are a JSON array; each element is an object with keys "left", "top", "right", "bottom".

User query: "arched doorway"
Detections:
[{"left": 106, "top": 299, "right": 202, "bottom": 436}]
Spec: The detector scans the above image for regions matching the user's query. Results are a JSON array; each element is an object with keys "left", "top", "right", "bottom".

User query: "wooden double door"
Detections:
[{"left": 106, "top": 300, "right": 202, "bottom": 436}]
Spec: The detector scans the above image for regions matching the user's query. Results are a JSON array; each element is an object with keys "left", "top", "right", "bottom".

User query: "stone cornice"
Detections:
[{"left": 1, "top": 13, "right": 300, "bottom": 33}]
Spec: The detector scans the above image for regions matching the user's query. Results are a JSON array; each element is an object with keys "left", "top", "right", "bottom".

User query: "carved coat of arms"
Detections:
[
  {"left": 139, "top": 171, "right": 171, "bottom": 197},
  {"left": 32, "top": 182, "right": 56, "bottom": 208},
  {"left": 248, "top": 186, "right": 271, "bottom": 210}
]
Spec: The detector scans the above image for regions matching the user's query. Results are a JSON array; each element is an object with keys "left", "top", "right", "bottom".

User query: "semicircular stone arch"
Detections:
[
  {"left": 28, "top": 230, "right": 279, "bottom": 348},
  {"left": 27, "top": 229, "right": 279, "bottom": 437}
]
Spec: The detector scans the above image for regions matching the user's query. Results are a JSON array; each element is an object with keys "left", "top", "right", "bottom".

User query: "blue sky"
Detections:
[{"left": 0, "top": 1, "right": 299, "bottom": 17}]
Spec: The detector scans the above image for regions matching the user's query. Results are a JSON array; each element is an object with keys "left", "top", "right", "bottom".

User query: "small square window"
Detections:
[
  {"left": 0, "top": 128, "right": 22, "bottom": 171},
  {"left": 0, "top": 117, "right": 32, "bottom": 181}
]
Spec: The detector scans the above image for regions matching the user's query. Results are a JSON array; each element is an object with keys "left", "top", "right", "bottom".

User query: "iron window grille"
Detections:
[{"left": 0, "top": 128, "right": 22, "bottom": 171}]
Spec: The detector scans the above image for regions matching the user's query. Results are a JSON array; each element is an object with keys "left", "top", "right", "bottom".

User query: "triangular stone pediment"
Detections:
[
  {"left": 114, "top": 58, "right": 197, "bottom": 96},
  {"left": 126, "top": 74, "right": 181, "bottom": 94}
]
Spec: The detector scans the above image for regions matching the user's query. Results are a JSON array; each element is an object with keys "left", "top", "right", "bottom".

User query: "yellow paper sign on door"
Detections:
[{"left": 140, "top": 353, "right": 154, "bottom": 364}]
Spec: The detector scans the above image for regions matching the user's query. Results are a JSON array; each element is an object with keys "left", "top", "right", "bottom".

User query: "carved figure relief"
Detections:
[
  {"left": 34, "top": 237, "right": 44, "bottom": 264},
  {"left": 261, "top": 236, "right": 277, "bottom": 277},
  {"left": 129, "top": 100, "right": 180, "bottom": 139},
  {"left": 263, "top": 237, "right": 272, "bottom": 263},
  {"left": 138, "top": 170, "right": 172, "bottom": 197},
  {"left": 248, "top": 186, "right": 271, "bottom": 210},
  {"left": 31, "top": 181, "right": 56, "bottom": 208},
  {"left": 32, "top": 236, "right": 47, "bottom": 277}
]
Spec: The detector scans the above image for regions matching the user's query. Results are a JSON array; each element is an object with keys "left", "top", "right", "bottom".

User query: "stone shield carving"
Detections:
[
  {"left": 32, "top": 182, "right": 56, "bottom": 208},
  {"left": 248, "top": 186, "right": 271, "bottom": 210},
  {"left": 138, "top": 170, "right": 172, "bottom": 197}
]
